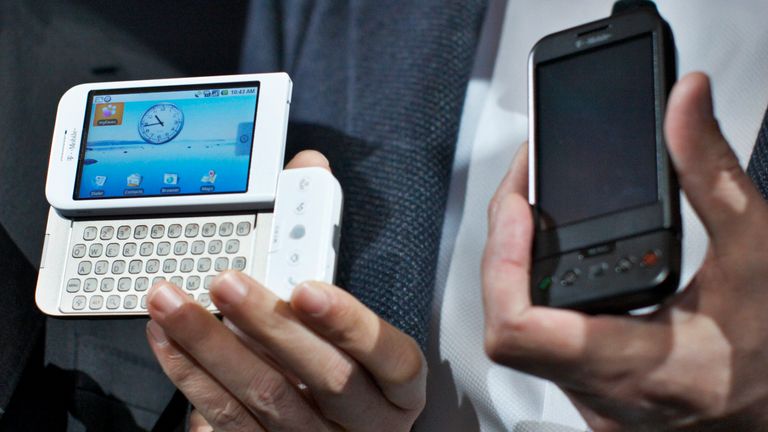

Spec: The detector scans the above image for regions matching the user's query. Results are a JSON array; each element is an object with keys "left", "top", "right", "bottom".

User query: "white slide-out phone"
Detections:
[{"left": 35, "top": 73, "right": 343, "bottom": 316}]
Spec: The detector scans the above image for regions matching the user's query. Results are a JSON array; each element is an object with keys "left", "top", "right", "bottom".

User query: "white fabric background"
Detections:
[{"left": 416, "top": 1, "right": 768, "bottom": 430}]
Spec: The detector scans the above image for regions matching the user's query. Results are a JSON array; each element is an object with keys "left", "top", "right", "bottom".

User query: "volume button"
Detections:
[{"left": 40, "top": 234, "right": 51, "bottom": 269}]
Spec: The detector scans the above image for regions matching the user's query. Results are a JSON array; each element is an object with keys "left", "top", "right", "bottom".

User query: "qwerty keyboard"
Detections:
[{"left": 59, "top": 214, "right": 259, "bottom": 314}]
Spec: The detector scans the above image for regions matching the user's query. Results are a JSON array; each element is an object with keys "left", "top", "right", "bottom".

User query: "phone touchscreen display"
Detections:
[
  {"left": 536, "top": 34, "right": 657, "bottom": 228},
  {"left": 75, "top": 82, "right": 259, "bottom": 199}
]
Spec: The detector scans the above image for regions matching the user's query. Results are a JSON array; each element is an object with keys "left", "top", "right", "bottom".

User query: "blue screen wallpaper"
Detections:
[{"left": 77, "top": 86, "right": 258, "bottom": 199}]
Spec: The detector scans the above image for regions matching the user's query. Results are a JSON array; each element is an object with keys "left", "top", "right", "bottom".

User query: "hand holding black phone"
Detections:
[{"left": 528, "top": 1, "right": 681, "bottom": 313}]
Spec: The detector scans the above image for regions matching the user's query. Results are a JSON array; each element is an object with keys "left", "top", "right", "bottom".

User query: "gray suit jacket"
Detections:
[
  {"left": 0, "top": 0, "right": 486, "bottom": 429},
  {"left": 7, "top": 0, "right": 768, "bottom": 431}
]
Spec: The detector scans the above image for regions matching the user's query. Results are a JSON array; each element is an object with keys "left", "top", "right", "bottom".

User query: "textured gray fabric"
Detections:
[
  {"left": 748, "top": 108, "right": 768, "bottom": 200},
  {"left": 242, "top": 0, "right": 487, "bottom": 349}
]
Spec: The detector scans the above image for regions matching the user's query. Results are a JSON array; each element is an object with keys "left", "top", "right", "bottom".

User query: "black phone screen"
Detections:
[{"left": 535, "top": 34, "right": 657, "bottom": 229}]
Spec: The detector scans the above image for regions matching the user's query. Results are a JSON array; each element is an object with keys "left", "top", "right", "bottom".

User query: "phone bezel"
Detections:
[
  {"left": 528, "top": 10, "right": 678, "bottom": 259},
  {"left": 46, "top": 73, "right": 291, "bottom": 217}
]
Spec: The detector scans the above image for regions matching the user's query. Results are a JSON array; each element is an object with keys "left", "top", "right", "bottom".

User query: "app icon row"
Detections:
[{"left": 91, "top": 170, "right": 217, "bottom": 189}]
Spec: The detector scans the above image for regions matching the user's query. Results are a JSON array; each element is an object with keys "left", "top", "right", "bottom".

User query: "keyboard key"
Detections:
[
  {"left": 100, "top": 226, "right": 115, "bottom": 240},
  {"left": 106, "top": 295, "right": 120, "bottom": 310},
  {"left": 180, "top": 258, "right": 194, "bottom": 273},
  {"left": 232, "top": 257, "right": 246, "bottom": 271},
  {"left": 141, "top": 295, "right": 147, "bottom": 309},
  {"left": 219, "top": 222, "right": 234, "bottom": 236},
  {"left": 170, "top": 276, "right": 183, "bottom": 287},
  {"left": 88, "top": 243, "right": 104, "bottom": 258},
  {"left": 208, "top": 240, "right": 223, "bottom": 254},
  {"left": 152, "top": 276, "right": 166, "bottom": 287},
  {"left": 163, "top": 259, "right": 177, "bottom": 273},
  {"left": 77, "top": 261, "right": 92, "bottom": 275},
  {"left": 83, "top": 278, "right": 98, "bottom": 292},
  {"left": 117, "top": 225, "right": 132, "bottom": 240},
  {"left": 174, "top": 241, "right": 189, "bottom": 255},
  {"left": 135, "top": 277, "right": 149, "bottom": 292},
  {"left": 66, "top": 278, "right": 81, "bottom": 293},
  {"left": 72, "top": 244, "right": 87, "bottom": 258},
  {"left": 134, "top": 225, "right": 148, "bottom": 239},
  {"left": 89, "top": 295, "right": 104, "bottom": 310},
  {"left": 191, "top": 241, "right": 205, "bottom": 255},
  {"left": 185, "top": 223, "right": 199, "bottom": 237},
  {"left": 236, "top": 222, "right": 251, "bottom": 236},
  {"left": 187, "top": 276, "right": 201, "bottom": 291},
  {"left": 112, "top": 260, "right": 126, "bottom": 275},
  {"left": 123, "top": 242, "right": 137, "bottom": 257},
  {"left": 100, "top": 278, "right": 115, "bottom": 292},
  {"left": 225, "top": 239, "right": 240, "bottom": 254},
  {"left": 168, "top": 224, "right": 182, "bottom": 238},
  {"left": 129, "top": 260, "right": 143, "bottom": 274},
  {"left": 151, "top": 224, "right": 165, "bottom": 239},
  {"left": 157, "top": 241, "right": 171, "bottom": 256},
  {"left": 72, "top": 296, "right": 86, "bottom": 310},
  {"left": 197, "top": 258, "right": 212, "bottom": 272},
  {"left": 204, "top": 275, "right": 215, "bottom": 289},
  {"left": 202, "top": 223, "right": 216, "bottom": 237},
  {"left": 124, "top": 295, "right": 138, "bottom": 310},
  {"left": 105, "top": 243, "right": 120, "bottom": 257},
  {"left": 140, "top": 242, "right": 154, "bottom": 256},
  {"left": 214, "top": 257, "right": 229, "bottom": 272},
  {"left": 146, "top": 259, "right": 160, "bottom": 274},
  {"left": 198, "top": 293, "right": 211, "bottom": 307},
  {"left": 94, "top": 260, "right": 109, "bottom": 275},
  {"left": 117, "top": 277, "right": 132, "bottom": 292},
  {"left": 83, "top": 226, "right": 98, "bottom": 241}
]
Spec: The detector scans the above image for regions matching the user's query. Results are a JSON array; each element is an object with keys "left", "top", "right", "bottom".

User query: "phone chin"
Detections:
[{"left": 531, "top": 229, "right": 681, "bottom": 314}]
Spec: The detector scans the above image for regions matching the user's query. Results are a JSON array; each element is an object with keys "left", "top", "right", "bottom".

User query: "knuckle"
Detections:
[
  {"left": 388, "top": 339, "right": 426, "bottom": 387},
  {"left": 319, "top": 355, "right": 356, "bottom": 395},
  {"left": 484, "top": 315, "right": 527, "bottom": 364},
  {"left": 244, "top": 372, "right": 292, "bottom": 417},
  {"left": 161, "top": 351, "right": 197, "bottom": 385},
  {"left": 207, "top": 399, "right": 251, "bottom": 430},
  {"left": 324, "top": 294, "right": 375, "bottom": 348}
]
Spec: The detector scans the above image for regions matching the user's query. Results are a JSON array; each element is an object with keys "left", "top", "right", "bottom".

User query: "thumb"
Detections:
[{"left": 664, "top": 72, "right": 764, "bottom": 247}]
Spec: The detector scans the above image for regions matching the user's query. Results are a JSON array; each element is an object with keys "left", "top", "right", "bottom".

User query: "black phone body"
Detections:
[{"left": 528, "top": 6, "right": 681, "bottom": 313}]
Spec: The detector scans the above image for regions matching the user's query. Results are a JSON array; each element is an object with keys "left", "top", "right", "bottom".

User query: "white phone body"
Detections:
[
  {"left": 46, "top": 73, "right": 292, "bottom": 216},
  {"left": 35, "top": 168, "right": 343, "bottom": 316},
  {"left": 35, "top": 74, "right": 344, "bottom": 317}
]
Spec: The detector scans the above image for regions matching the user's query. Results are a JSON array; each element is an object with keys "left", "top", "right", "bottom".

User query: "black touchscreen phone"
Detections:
[{"left": 528, "top": 2, "right": 681, "bottom": 313}]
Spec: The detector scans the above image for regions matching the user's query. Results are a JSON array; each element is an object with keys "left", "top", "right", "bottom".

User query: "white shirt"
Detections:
[{"left": 416, "top": 1, "right": 768, "bottom": 430}]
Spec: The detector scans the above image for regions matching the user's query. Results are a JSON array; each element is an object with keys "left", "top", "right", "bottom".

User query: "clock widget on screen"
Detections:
[{"left": 138, "top": 103, "right": 184, "bottom": 144}]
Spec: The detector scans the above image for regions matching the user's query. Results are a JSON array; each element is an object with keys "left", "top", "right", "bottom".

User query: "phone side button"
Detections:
[{"left": 40, "top": 234, "right": 51, "bottom": 269}]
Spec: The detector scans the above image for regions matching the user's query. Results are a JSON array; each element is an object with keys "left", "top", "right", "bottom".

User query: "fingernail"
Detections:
[
  {"left": 294, "top": 283, "right": 329, "bottom": 317},
  {"left": 211, "top": 272, "right": 248, "bottom": 306},
  {"left": 150, "top": 283, "right": 185, "bottom": 316},
  {"left": 146, "top": 320, "right": 168, "bottom": 346}
]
